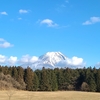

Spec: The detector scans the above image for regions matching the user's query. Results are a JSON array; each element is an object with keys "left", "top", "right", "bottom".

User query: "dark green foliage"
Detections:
[
  {"left": 40, "top": 67, "right": 51, "bottom": 91},
  {"left": 0, "top": 65, "right": 100, "bottom": 92},
  {"left": 51, "top": 70, "right": 58, "bottom": 91},
  {"left": 76, "top": 69, "right": 86, "bottom": 90},
  {"left": 58, "top": 69, "right": 65, "bottom": 90},
  {"left": 24, "top": 67, "right": 34, "bottom": 91},
  {"left": 96, "top": 69, "right": 100, "bottom": 92},
  {"left": 86, "top": 69, "right": 96, "bottom": 92},
  {"left": 17, "top": 66, "right": 26, "bottom": 90},
  {"left": 12, "top": 66, "right": 18, "bottom": 80},
  {"left": 34, "top": 69, "right": 42, "bottom": 90},
  {"left": 33, "top": 73, "right": 39, "bottom": 91}
]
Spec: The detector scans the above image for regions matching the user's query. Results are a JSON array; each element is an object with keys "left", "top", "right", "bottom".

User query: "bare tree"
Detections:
[
  {"left": 6, "top": 89, "right": 16, "bottom": 100},
  {"left": 81, "top": 82, "right": 89, "bottom": 91}
]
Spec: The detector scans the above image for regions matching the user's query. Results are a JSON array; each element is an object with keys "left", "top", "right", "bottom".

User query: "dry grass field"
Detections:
[{"left": 0, "top": 90, "right": 100, "bottom": 100}]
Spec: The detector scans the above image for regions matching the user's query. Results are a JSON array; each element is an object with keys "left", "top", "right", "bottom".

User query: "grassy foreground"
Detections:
[{"left": 0, "top": 90, "right": 100, "bottom": 100}]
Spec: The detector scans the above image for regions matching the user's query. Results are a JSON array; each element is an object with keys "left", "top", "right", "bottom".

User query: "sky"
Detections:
[{"left": 0, "top": 0, "right": 100, "bottom": 68}]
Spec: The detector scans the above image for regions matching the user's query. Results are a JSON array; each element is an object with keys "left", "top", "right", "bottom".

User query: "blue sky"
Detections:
[{"left": 0, "top": 0, "right": 100, "bottom": 67}]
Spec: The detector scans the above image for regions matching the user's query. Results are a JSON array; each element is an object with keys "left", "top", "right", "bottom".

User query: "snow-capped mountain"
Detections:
[
  {"left": 31, "top": 52, "right": 67, "bottom": 69},
  {"left": 20, "top": 52, "right": 84, "bottom": 69},
  {"left": 39, "top": 52, "right": 67, "bottom": 66}
]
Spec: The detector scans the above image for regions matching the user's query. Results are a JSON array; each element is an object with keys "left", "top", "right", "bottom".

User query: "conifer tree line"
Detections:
[{"left": 0, "top": 65, "right": 100, "bottom": 92}]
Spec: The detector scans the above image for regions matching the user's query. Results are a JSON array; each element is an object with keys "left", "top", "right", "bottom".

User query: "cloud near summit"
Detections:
[
  {"left": 0, "top": 54, "right": 85, "bottom": 69},
  {"left": 56, "top": 56, "right": 85, "bottom": 68}
]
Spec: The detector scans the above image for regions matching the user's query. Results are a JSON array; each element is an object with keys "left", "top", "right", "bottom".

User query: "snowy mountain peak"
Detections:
[
  {"left": 39, "top": 52, "right": 67, "bottom": 60},
  {"left": 39, "top": 52, "right": 67, "bottom": 67}
]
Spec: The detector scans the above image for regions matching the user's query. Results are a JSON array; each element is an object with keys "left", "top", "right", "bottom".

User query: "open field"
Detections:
[{"left": 0, "top": 90, "right": 100, "bottom": 100}]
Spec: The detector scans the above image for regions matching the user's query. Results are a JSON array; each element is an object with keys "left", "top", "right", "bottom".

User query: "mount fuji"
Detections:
[
  {"left": 21, "top": 52, "right": 84, "bottom": 69},
  {"left": 31, "top": 52, "right": 67, "bottom": 69}
]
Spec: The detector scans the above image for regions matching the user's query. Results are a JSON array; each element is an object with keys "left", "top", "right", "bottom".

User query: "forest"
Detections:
[{"left": 0, "top": 65, "right": 100, "bottom": 92}]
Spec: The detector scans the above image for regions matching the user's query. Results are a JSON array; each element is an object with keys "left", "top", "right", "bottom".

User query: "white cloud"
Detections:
[
  {"left": 0, "top": 42, "right": 12, "bottom": 48},
  {"left": 0, "top": 54, "right": 38, "bottom": 66},
  {"left": 0, "top": 11, "right": 8, "bottom": 15},
  {"left": 0, "top": 38, "right": 13, "bottom": 48},
  {"left": 18, "top": 18, "right": 22, "bottom": 20},
  {"left": 8, "top": 56, "right": 18, "bottom": 65},
  {"left": 66, "top": 56, "right": 84, "bottom": 66},
  {"left": 30, "top": 56, "right": 38, "bottom": 63},
  {"left": 83, "top": 17, "right": 100, "bottom": 25},
  {"left": 82, "top": 21, "right": 91, "bottom": 25},
  {"left": 19, "top": 55, "right": 29, "bottom": 63},
  {"left": 57, "top": 56, "right": 85, "bottom": 68},
  {"left": 0, "top": 55, "right": 17, "bottom": 65},
  {"left": 0, "top": 55, "right": 6, "bottom": 64},
  {"left": 40, "top": 19, "right": 58, "bottom": 27},
  {"left": 19, "top": 55, "right": 38, "bottom": 64},
  {"left": 19, "top": 9, "right": 28, "bottom": 14}
]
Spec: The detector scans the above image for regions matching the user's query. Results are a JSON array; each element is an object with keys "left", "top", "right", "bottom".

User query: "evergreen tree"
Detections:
[
  {"left": 63, "top": 68, "right": 73, "bottom": 90},
  {"left": 40, "top": 67, "right": 50, "bottom": 91},
  {"left": 34, "top": 69, "right": 42, "bottom": 90},
  {"left": 88, "top": 73, "right": 96, "bottom": 92},
  {"left": 51, "top": 70, "right": 58, "bottom": 91},
  {"left": 58, "top": 68, "right": 65, "bottom": 90},
  {"left": 17, "top": 66, "right": 26, "bottom": 90},
  {"left": 96, "top": 69, "right": 100, "bottom": 92},
  {"left": 85, "top": 68, "right": 96, "bottom": 92},
  {"left": 24, "top": 67, "right": 34, "bottom": 91},
  {"left": 12, "top": 66, "right": 18, "bottom": 80},
  {"left": 33, "top": 73, "right": 39, "bottom": 91},
  {"left": 76, "top": 69, "right": 85, "bottom": 90}
]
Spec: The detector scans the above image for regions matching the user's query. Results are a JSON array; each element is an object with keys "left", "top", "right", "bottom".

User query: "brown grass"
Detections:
[{"left": 0, "top": 90, "right": 100, "bottom": 100}]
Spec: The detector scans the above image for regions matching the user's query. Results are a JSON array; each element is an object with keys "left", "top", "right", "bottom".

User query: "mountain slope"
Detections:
[{"left": 31, "top": 52, "right": 67, "bottom": 69}]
